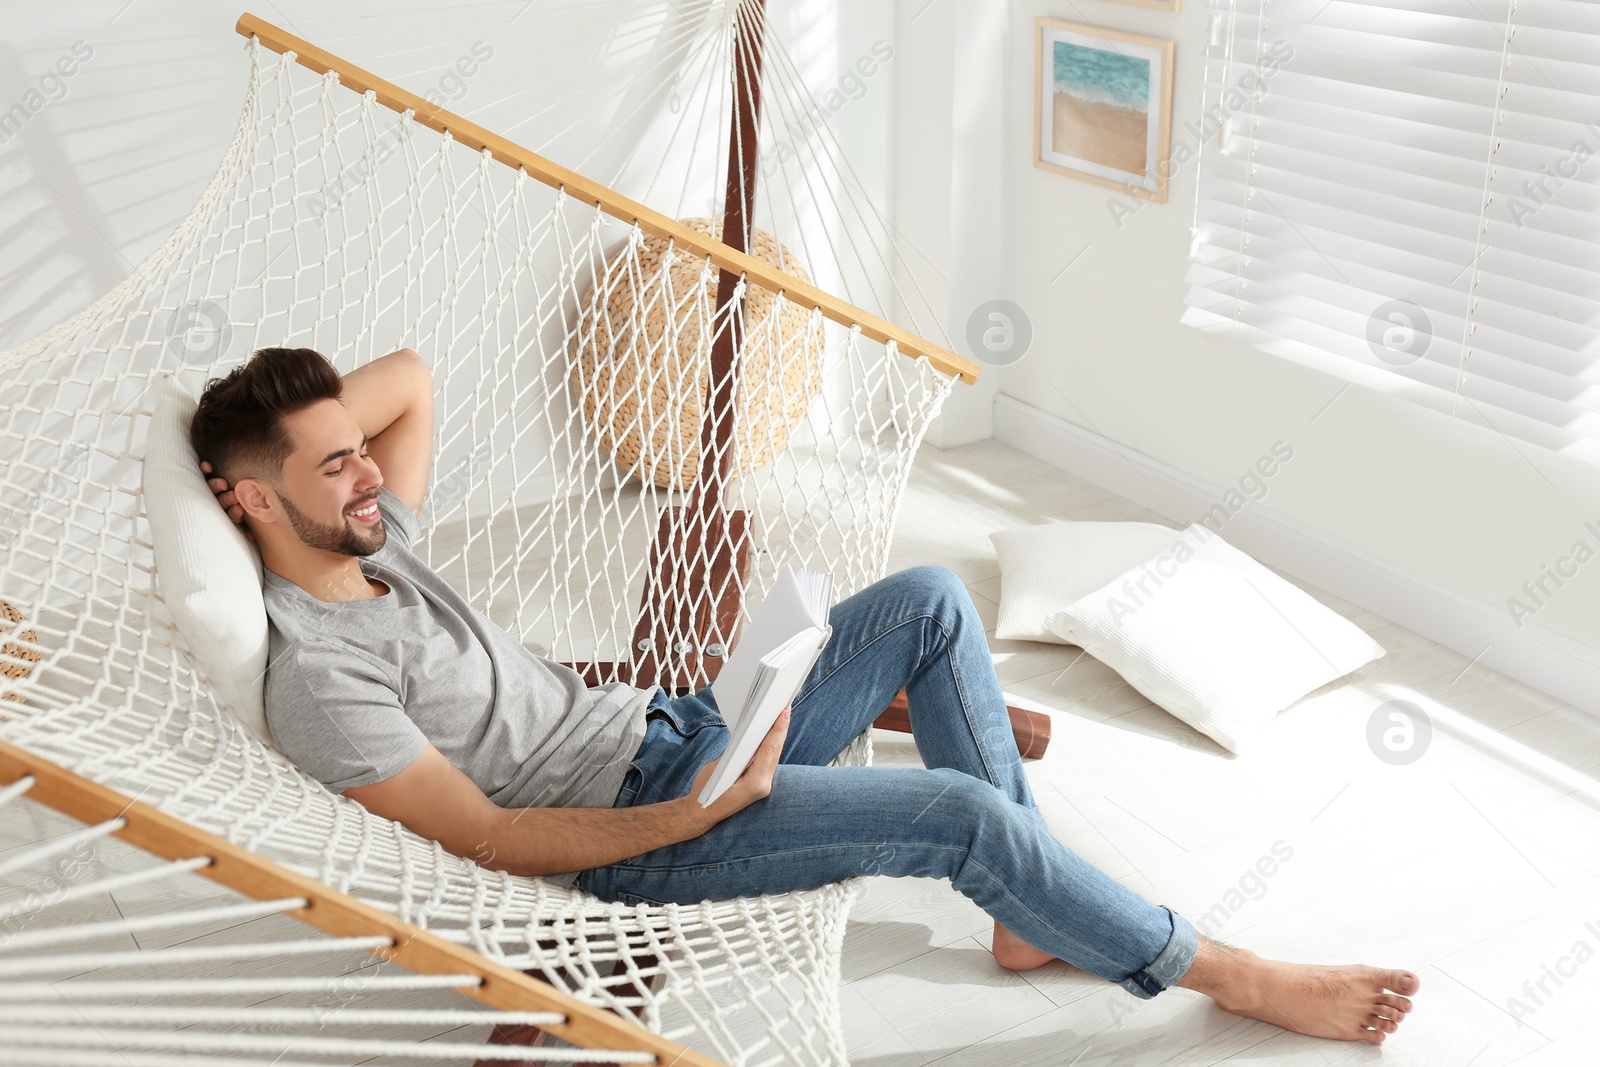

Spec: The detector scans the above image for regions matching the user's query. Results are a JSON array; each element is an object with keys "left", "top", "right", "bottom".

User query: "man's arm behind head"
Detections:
[{"left": 338, "top": 348, "right": 434, "bottom": 516}]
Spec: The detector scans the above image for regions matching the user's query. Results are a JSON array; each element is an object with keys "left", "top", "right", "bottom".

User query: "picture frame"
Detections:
[{"left": 1034, "top": 17, "right": 1175, "bottom": 203}]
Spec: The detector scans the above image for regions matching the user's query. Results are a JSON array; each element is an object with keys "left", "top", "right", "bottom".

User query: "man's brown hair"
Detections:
[{"left": 189, "top": 347, "right": 343, "bottom": 483}]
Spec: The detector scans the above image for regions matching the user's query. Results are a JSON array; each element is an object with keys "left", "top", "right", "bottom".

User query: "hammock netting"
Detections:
[
  {"left": 0, "top": 774, "right": 664, "bottom": 1066},
  {"left": 0, "top": 16, "right": 961, "bottom": 1067}
]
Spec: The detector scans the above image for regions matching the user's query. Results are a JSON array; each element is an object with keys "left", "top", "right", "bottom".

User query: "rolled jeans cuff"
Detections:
[{"left": 1119, "top": 907, "right": 1199, "bottom": 1000}]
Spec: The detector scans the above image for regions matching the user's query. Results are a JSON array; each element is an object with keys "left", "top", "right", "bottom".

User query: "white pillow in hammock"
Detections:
[{"left": 144, "top": 373, "right": 273, "bottom": 745}]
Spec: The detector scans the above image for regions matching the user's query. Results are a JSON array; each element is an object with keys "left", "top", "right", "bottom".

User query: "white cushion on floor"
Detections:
[
  {"left": 989, "top": 520, "right": 1182, "bottom": 642},
  {"left": 1045, "top": 525, "right": 1384, "bottom": 753}
]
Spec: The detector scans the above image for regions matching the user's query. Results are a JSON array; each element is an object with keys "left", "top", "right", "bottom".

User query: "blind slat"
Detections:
[
  {"left": 1186, "top": 253, "right": 1600, "bottom": 391},
  {"left": 1184, "top": 283, "right": 1600, "bottom": 428},
  {"left": 1183, "top": 303, "right": 1600, "bottom": 442},
  {"left": 1206, "top": 63, "right": 1600, "bottom": 149},
  {"left": 1199, "top": 158, "right": 1600, "bottom": 277}
]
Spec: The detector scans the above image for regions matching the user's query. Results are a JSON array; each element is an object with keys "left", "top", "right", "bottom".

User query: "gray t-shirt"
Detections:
[{"left": 262, "top": 485, "right": 652, "bottom": 883}]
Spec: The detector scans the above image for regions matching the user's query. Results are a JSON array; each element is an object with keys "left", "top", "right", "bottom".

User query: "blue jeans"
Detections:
[{"left": 577, "top": 565, "right": 1199, "bottom": 998}]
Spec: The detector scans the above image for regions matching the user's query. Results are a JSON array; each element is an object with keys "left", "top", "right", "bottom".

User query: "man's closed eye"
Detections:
[{"left": 327, "top": 452, "right": 371, "bottom": 477}]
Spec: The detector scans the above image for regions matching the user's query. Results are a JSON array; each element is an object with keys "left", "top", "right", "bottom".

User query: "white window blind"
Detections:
[{"left": 1184, "top": 0, "right": 1600, "bottom": 458}]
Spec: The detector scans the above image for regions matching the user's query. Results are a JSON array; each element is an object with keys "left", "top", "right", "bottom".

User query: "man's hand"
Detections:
[
  {"left": 199, "top": 460, "right": 254, "bottom": 542},
  {"left": 682, "top": 706, "right": 791, "bottom": 832}
]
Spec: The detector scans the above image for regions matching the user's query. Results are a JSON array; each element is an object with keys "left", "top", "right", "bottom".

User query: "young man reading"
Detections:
[{"left": 192, "top": 345, "right": 1420, "bottom": 1044}]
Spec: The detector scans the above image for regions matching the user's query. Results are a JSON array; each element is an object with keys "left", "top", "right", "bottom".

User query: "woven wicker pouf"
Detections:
[
  {"left": 0, "top": 600, "right": 39, "bottom": 712},
  {"left": 569, "top": 217, "right": 826, "bottom": 490}
]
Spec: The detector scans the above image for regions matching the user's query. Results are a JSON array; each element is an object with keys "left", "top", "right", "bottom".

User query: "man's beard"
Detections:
[{"left": 279, "top": 489, "right": 386, "bottom": 557}]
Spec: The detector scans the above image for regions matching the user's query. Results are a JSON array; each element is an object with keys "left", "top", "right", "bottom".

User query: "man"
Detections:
[{"left": 193, "top": 345, "right": 1419, "bottom": 1044}]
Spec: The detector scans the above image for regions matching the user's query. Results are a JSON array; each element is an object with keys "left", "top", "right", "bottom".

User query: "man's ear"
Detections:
[{"left": 233, "top": 477, "right": 280, "bottom": 526}]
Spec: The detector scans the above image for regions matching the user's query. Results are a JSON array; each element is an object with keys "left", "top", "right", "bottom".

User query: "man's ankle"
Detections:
[{"left": 1176, "top": 937, "right": 1263, "bottom": 1009}]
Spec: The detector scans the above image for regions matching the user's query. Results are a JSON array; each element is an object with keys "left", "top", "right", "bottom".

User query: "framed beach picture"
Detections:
[{"left": 1035, "top": 18, "right": 1175, "bottom": 203}]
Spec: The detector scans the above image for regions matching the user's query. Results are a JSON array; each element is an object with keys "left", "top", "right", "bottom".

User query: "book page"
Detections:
[{"left": 710, "top": 566, "right": 816, "bottom": 725}]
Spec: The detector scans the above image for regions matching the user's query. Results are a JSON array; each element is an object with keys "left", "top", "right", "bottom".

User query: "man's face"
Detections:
[{"left": 269, "top": 398, "right": 387, "bottom": 558}]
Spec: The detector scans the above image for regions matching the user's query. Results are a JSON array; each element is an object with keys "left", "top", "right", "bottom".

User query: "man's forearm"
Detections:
[
  {"left": 471, "top": 795, "right": 714, "bottom": 878},
  {"left": 340, "top": 348, "right": 434, "bottom": 513},
  {"left": 343, "top": 720, "right": 788, "bottom": 881},
  {"left": 341, "top": 348, "right": 427, "bottom": 437}
]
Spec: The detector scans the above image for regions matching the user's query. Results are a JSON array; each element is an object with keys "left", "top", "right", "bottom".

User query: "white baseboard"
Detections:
[{"left": 991, "top": 392, "right": 1600, "bottom": 720}]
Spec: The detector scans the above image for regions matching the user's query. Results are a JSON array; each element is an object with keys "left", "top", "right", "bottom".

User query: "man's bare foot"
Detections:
[
  {"left": 992, "top": 922, "right": 1055, "bottom": 971},
  {"left": 1182, "top": 939, "right": 1419, "bottom": 1044}
]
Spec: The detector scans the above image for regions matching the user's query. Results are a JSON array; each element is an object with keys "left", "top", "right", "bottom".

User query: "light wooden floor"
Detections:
[{"left": 843, "top": 437, "right": 1600, "bottom": 1066}]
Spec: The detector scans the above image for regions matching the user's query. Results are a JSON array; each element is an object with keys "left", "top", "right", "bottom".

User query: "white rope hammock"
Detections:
[
  {"left": 0, "top": 6, "right": 972, "bottom": 1064},
  {"left": 0, "top": 767, "right": 669, "bottom": 1066}
]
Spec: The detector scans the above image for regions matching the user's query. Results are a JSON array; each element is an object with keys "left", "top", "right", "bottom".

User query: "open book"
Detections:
[{"left": 697, "top": 565, "right": 835, "bottom": 806}]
